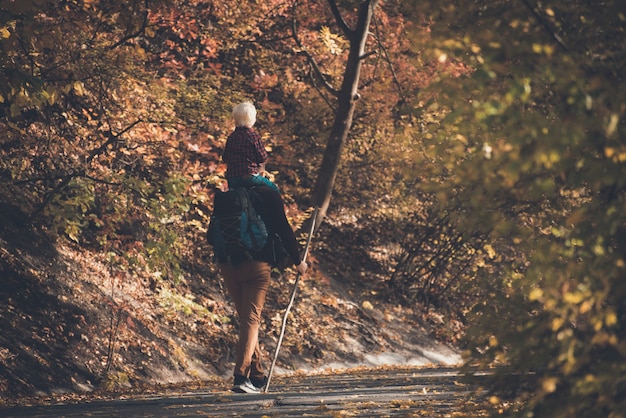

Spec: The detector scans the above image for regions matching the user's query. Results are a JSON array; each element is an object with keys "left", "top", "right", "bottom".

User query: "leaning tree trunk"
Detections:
[{"left": 311, "top": 0, "right": 378, "bottom": 226}]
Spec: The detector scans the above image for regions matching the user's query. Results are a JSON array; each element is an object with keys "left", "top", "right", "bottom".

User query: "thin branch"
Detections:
[
  {"left": 360, "top": 50, "right": 377, "bottom": 61},
  {"left": 326, "top": 0, "right": 353, "bottom": 38},
  {"left": 29, "top": 119, "right": 143, "bottom": 219},
  {"left": 299, "top": 50, "right": 340, "bottom": 96},
  {"left": 291, "top": 1, "right": 340, "bottom": 97},
  {"left": 108, "top": 0, "right": 149, "bottom": 50},
  {"left": 308, "top": 68, "right": 337, "bottom": 111},
  {"left": 522, "top": 0, "right": 569, "bottom": 52},
  {"left": 86, "top": 119, "right": 142, "bottom": 164},
  {"left": 371, "top": 17, "right": 404, "bottom": 97}
]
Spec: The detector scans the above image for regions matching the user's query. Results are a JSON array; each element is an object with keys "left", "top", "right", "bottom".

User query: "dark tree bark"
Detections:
[{"left": 311, "top": 0, "right": 379, "bottom": 226}]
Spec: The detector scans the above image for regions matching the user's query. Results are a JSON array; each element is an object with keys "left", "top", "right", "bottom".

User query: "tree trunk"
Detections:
[{"left": 311, "top": 0, "right": 378, "bottom": 226}]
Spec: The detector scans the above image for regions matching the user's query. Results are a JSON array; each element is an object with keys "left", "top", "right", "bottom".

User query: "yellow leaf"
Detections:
[
  {"left": 319, "top": 26, "right": 344, "bottom": 55},
  {"left": 73, "top": 81, "right": 85, "bottom": 96},
  {"left": 542, "top": 377, "right": 558, "bottom": 393},
  {"left": 594, "top": 319, "right": 603, "bottom": 332},
  {"left": 529, "top": 287, "right": 543, "bottom": 301},
  {"left": 592, "top": 332, "right": 610, "bottom": 345},
  {"left": 606, "top": 113, "right": 619, "bottom": 137},
  {"left": 551, "top": 317, "right": 565, "bottom": 332},
  {"left": 579, "top": 300, "right": 592, "bottom": 314},
  {"left": 606, "top": 311, "right": 618, "bottom": 326},
  {"left": 10, "top": 103, "right": 20, "bottom": 117},
  {"left": 593, "top": 244, "right": 605, "bottom": 256},
  {"left": 456, "top": 134, "right": 468, "bottom": 144},
  {"left": 0, "top": 26, "right": 10, "bottom": 39},
  {"left": 563, "top": 292, "right": 585, "bottom": 304},
  {"left": 489, "top": 335, "right": 498, "bottom": 347},
  {"left": 483, "top": 244, "right": 496, "bottom": 258}
]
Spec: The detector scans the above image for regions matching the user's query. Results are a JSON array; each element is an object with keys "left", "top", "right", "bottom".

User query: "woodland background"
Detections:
[{"left": 1, "top": 1, "right": 625, "bottom": 417}]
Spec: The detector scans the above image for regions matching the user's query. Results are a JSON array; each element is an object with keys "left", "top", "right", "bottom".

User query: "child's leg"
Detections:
[
  {"left": 249, "top": 174, "right": 279, "bottom": 192},
  {"left": 228, "top": 175, "right": 279, "bottom": 192}
]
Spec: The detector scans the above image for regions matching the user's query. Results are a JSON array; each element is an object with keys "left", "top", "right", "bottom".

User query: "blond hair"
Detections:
[{"left": 233, "top": 101, "right": 257, "bottom": 128}]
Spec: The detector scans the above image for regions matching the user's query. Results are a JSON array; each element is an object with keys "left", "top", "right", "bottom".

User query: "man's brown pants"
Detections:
[{"left": 220, "top": 260, "right": 271, "bottom": 380}]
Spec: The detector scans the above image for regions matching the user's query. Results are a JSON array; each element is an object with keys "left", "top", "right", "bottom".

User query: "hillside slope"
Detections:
[{"left": 0, "top": 200, "right": 460, "bottom": 402}]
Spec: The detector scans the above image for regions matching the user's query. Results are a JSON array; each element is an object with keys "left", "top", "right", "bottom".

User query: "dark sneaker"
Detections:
[
  {"left": 250, "top": 375, "right": 268, "bottom": 391},
  {"left": 232, "top": 377, "right": 260, "bottom": 394}
]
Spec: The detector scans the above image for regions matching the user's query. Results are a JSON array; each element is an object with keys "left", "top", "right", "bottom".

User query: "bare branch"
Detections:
[
  {"left": 326, "top": 0, "right": 353, "bottom": 38},
  {"left": 85, "top": 118, "right": 143, "bottom": 164},
  {"left": 299, "top": 50, "right": 341, "bottom": 97},
  {"left": 522, "top": 0, "right": 569, "bottom": 52},
  {"left": 308, "top": 68, "right": 337, "bottom": 111},
  {"left": 30, "top": 119, "right": 143, "bottom": 219},
  {"left": 291, "top": 1, "right": 340, "bottom": 97},
  {"left": 370, "top": 17, "right": 404, "bottom": 98},
  {"left": 360, "top": 50, "right": 376, "bottom": 61},
  {"left": 109, "top": 0, "right": 149, "bottom": 50}
]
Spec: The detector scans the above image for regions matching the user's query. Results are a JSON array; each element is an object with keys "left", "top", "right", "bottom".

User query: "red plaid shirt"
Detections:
[{"left": 222, "top": 127, "right": 268, "bottom": 178}]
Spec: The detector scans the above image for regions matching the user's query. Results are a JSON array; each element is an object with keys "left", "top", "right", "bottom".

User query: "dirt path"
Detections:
[{"left": 0, "top": 367, "right": 489, "bottom": 417}]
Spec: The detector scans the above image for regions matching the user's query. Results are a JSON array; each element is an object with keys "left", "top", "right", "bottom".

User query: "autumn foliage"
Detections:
[
  {"left": 421, "top": 1, "right": 626, "bottom": 416},
  {"left": 1, "top": 0, "right": 625, "bottom": 416}
]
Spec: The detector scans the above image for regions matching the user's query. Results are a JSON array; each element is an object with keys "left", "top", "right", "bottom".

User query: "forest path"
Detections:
[{"left": 0, "top": 366, "right": 489, "bottom": 417}]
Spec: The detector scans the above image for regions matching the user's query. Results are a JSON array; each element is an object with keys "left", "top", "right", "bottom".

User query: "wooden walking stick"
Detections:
[{"left": 264, "top": 207, "right": 318, "bottom": 393}]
